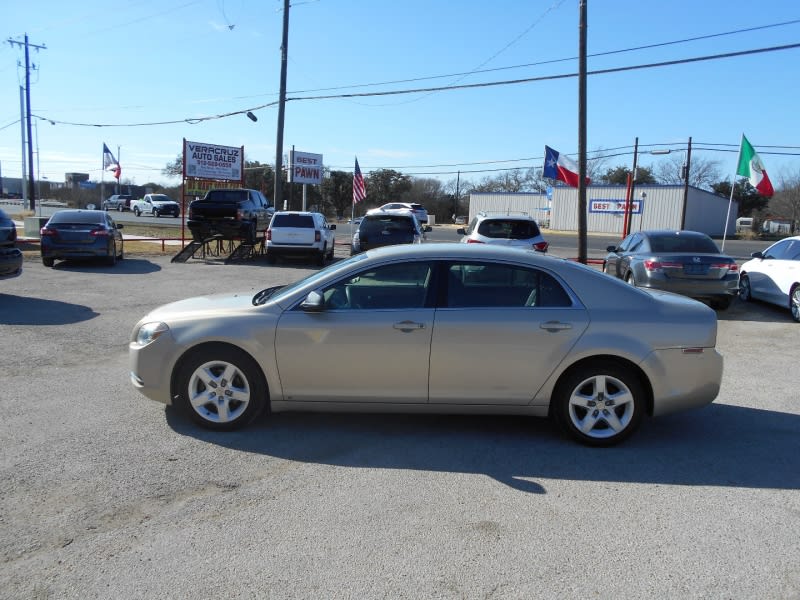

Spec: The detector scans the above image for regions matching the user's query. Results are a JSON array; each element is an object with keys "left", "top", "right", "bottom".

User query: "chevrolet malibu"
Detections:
[{"left": 130, "top": 244, "right": 723, "bottom": 446}]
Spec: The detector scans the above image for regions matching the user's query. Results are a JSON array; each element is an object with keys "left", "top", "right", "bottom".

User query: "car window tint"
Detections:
[
  {"left": 627, "top": 234, "right": 644, "bottom": 252},
  {"left": 446, "top": 263, "right": 571, "bottom": 308},
  {"left": 786, "top": 240, "right": 800, "bottom": 260},
  {"left": 649, "top": 235, "right": 719, "bottom": 253},
  {"left": 764, "top": 240, "right": 789, "bottom": 260},
  {"left": 323, "top": 262, "right": 432, "bottom": 310},
  {"left": 272, "top": 214, "right": 315, "bottom": 228}
]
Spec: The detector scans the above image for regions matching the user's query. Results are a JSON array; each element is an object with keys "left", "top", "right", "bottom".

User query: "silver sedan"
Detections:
[{"left": 129, "top": 244, "right": 723, "bottom": 446}]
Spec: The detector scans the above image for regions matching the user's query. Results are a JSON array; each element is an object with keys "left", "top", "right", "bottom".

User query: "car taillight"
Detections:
[
  {"left": 534, "top": 241, "right": 549, "bottom": 252},
  {"left": 188, "top": 207, "right": 195, "bottom": 219},
  {"left": 40, "top": 227, "right": 57, "bottom": 237},
  {"left": 466, "top": 239, "right": 484, "bottom": 244},
  {"left": 91, "top": 228, "right": 110, "bottom": 237},
  {"left": 713, "top": 262, "right": 738, "bottom": 272},
  {"left": 644, "top": 260, "right": 681, "bottom": 271},
  {"left": 266, "top": 229, "right": 272, "bottom": 241},
  {"left": 315, "top": 231, "right": 321, "bottom": 242}
]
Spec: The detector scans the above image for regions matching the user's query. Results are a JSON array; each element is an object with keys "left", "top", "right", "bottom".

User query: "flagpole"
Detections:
[
  {"left": 100, "top": 144, "right": 105, "bottom": 210},
  {"left": 721, "top": 133, "right": 743, "bottom": 252}
]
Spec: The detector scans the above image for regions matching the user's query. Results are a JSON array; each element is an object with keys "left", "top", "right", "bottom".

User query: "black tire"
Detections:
[
  {"left": 134, "top": 207, "right": 141, "bottom": 217},
  {"left": 790, "top": 284, "right": 800, "bottom": 323},
  {"left": 118, "top": 242, "right": 124, "bottom": 261},
  {"left": 106, "top": 242, "right": 117, "bottom": 266},
  {"left": 174, "top": 344, "right": 266, "bottom": 431},
  {"left": 117, "top": 205, "right": 123, "bottom": 212},
  {"left": 625, "top": 271, "right": 636, "bottom": 286},
  {"left": 316, "top": 244, "right": 327, "bottom": 266},
  {"left": 42, "top": 256, "right": 54, "bottom": 267},
  {"left": 739, "top": 274, "right": 752, "bottom": 302},
  {"left": 153, "top": 209, "right": 160, "bottom": 218},
  {"left": 553, "top": 361, "right": 645, "bottom": 447}
]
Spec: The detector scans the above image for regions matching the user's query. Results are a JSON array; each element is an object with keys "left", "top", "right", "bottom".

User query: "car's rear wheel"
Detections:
[
  {"left": 175, "top": 344, "right": 266, "bottom": 431},
  {"left": 625, "top": 272, "right": 636, "bottom": 286},
  {"left": 790, "top": 284, "right": 800, "bottom": 323},
  {"left": 134, "top": 207, "right": 141, "bottom": 217},
  {"left": 106, "top": 242, "right": 117, "bottom": 266},
  {"left": 739, "top": 274, "right": 752, "bottom": 302},
  {"left": 117, "top": 205, "right": 123, "bottom": 212},
  {"left": 317, "top": 244, "right": 327, "bottom": 266},
  {"left": 554, "top": 361, "right": 645, "bottom": 446},
  {"left": 42, "top": 256, "right": 54, "bottom": 267}
]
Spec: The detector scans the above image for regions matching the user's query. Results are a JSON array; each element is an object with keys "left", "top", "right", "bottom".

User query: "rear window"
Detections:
[
  {"left": 203, "top": 190, "right": 248, "bottom": 202},
  {"left": 49, "top": 211, "right": 106, "bottom": 224},
  {"left": 272, "top": 214, "right": 315, "bottom": 228},
  {"left": 478, "top": 219, "right": 541, "bottom": 239},
  {"left": 649, "top": 235, "right": 719, "bottom": 253},
  {"left": 360, "top": 215, "right": 416, "bottom": 234}
]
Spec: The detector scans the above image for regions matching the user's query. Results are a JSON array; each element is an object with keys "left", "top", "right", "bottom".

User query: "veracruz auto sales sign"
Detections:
[{"left": 184, "top": 140, "right": 243, "bottom": 181}]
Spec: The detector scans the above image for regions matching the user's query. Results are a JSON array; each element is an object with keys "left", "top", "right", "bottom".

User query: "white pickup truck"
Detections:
[
  {"left": 266, "top": 211, "right": 336, "bottom": 265},
  {"left": 131, "top": 194, "right": 181, "bottom": 218}
]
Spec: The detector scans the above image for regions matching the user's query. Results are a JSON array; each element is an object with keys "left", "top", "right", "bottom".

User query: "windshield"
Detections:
[{"left": 264, "top": 252, "right": 370, "bottom": 304}]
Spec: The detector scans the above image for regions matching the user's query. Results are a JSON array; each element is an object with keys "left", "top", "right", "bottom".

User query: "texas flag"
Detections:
[
  {"left": 543, "top": 145, "right": 590, "bottom": 188},
  {"left": 103, "top": 143, "right": 121, "bottom": 180}
]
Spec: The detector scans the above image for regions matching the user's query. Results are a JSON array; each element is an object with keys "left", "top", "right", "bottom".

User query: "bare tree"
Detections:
[
  {"left": 770, "top": 169, "right": 800, "bottom": 232},
  {"left": 653, "top": 154, "right": 721, "bottom": 190}
]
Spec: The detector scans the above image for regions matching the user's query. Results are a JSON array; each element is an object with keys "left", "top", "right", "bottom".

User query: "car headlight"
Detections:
[{"left": 134, "top": 322, "right": 169, "bottom": 346}]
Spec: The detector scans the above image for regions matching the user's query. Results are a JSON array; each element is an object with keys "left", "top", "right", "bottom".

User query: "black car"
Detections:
[
  {"left": 102, "top": 194, "right": 133, "bottom": 212},
  {"left": 40, "top": 209, "right": 124, "bottom": 267},
  {"left": 603, "top": 229, "right": 739, "bottom": 309},
  {"left": 0, "top": 208, "right": 23, "bottom": 278},
  {"left": 187, "top": 189, "right": 274, "bottom": 243},
  {"left": 351, "top": 211, "right": 427, "bottom": 255}
]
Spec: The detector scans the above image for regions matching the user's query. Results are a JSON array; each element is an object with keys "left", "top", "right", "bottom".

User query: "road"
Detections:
[{"left": 1, "top": 254, "right": 798, "bottom": 599}]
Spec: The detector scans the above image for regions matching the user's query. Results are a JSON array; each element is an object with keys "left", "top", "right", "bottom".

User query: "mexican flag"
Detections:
[{"left": 736, "top": 135, "right": 774, "bottom": 197}]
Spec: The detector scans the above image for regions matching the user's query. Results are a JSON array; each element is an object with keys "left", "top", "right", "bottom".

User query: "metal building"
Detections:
[{"left": 469, "top": 185, "right": 738, "bottom": 237}]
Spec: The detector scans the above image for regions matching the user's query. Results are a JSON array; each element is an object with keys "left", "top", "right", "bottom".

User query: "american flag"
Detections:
[{"left": 353, "top": 158, "right": 366, "bottom": 204}]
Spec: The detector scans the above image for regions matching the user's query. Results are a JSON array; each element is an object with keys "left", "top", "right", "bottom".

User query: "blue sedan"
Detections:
[{"left": 40, "top": 209, "right": 124, "bottom": 267}]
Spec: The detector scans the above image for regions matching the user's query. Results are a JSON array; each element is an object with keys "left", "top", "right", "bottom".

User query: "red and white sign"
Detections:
[
  {"left": 289, "top": 150, "right": 323, "bottom": 185},
  {"left": 184, "top": 140, "right": 243, "bottom": 181},
  {"left": 589, "top": 199, "right": 642, "bottom": 214}
]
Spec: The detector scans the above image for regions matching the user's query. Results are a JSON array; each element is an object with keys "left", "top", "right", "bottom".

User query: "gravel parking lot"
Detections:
[{"left": 1, "top": 251, "right": 798, "bottom": 599}]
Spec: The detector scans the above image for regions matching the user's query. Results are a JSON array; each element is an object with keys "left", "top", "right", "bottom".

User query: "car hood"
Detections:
[{"left": 142, "top": 292, "right": 262, "bottom": 322}]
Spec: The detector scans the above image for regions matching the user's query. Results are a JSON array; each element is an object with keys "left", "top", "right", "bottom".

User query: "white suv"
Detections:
[
  {"left": 457, "top": 211, "right": 548, "bottom": 253},
  {"left": 266, "top": 211, "right": 336, "bottom": 265},
  {"left": 375, "top": 202, "right": 428, "bottom": 224}
]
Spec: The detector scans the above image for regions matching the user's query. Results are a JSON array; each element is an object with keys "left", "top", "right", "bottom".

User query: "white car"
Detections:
[
  {"left": 375, "top": 202, "right": 428, "bottom": 224},
  {"left": 738, "top": 235, "right": 800, "bottom": 322},
  {"left": 266, "top": 211, "right": 336, "bottom": 265}
]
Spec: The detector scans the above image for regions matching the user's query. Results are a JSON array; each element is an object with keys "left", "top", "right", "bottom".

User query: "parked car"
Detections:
[
  {"left": 375, "top": 202, "right": 428, "bottom": 224},
  {"left": 129, "top": 243, "right": 723, "bottom": 446},
  {"left": 603, "top": 230, "right": 739, "bottom": 310},
  {"left": 351, "top": 210, "right": 428, "bottom": 255},
  {"left": 0, "top": 207, "right": 23, "bottom": 279},
  {"left": 102, "top": 194, "right": 133, "bottom": 212},
  {"left": 266, "top": 211, "right": 336, "bottom": 265},
  {"left": 40, "top": 209, "right": 124, "bottom": 267},
  {"left": 131, "top": 194, "right": 180, "bottom": 218},
  {"left": 457, "top": 211, "right": 549, "bottom": 253},
  {"left": 738, "top": 235, "right": 800, "bottom": 322},
  {"left": 187, "top": 188, "right": 273, "bottom": 244}
]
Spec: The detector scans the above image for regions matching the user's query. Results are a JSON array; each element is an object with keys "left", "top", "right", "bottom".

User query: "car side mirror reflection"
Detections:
[
  {"left": 606, "top": 245, "right": 617, "bottom": 252},
  {"left": 457, "top": 228, "right": 466, "bottom": 234},
  {"left": 751, "top": 251, "right": 764, "bottom": 259},
  {"left": 300, "top": 291, "right": 324, "bottom": 312},
  {"left": 424, "top": 225, "right": 432, "bottom": 232}
]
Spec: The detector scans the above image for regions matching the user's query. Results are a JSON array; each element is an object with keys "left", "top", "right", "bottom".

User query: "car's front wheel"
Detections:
[
  {"left": 554, "top": 361, "right": 645, "bottom": 446},
  {"left": 42, "top": 256, "right": 54, "bottom": 267},
  {"left": 739, "top": 274, "right": 752, "bottom": 302},
  {"left": 175, "top": 344, "right": 266, "bottom": 430},
  {"left": 625, "top": 272, "right": 636, "bottom": 286},
  {"left": 153, "top": 209, "right": 160, "bottom": 218}
]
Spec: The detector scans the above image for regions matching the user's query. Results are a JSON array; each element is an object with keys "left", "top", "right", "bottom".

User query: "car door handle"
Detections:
[
  {"left": 540, "top": 321, "right": 572, "bottom": 332},
  {"left": 393, "top": 320, "right": 425, "bottom": 332}
]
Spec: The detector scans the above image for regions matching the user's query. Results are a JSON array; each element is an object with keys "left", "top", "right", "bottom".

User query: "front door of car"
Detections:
[
  {"left": 428, "top": 262, "right": 589, "bottom": 405},
  {"left": 274, "top": 261, "right": 435, "bottom": 403}
]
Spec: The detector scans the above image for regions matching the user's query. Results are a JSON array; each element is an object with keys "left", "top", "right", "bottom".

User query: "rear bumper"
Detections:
[
  {"left": 187, "top": 220, "right": 250, "bottom": 241},
  {"left": 637, "top": 276, "right": 739, "bottom": 299},
  {"left": 644, "top": 347, "right": 723, "bottom": 416}
]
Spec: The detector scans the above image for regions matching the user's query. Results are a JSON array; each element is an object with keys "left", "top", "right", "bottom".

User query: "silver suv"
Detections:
[{"left": 457, "top": 211, "right": 548, "bottom": 253}]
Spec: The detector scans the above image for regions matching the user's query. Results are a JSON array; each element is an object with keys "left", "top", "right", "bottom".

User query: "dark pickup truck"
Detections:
[
  {"left": 187, "top": 188, "right": 274, "bottom": 243},
  {"left": 102, "top": 194, "right": 133, "bottom": 212}
]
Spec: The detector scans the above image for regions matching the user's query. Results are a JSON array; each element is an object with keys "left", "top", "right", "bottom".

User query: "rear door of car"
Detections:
[
  {"left": 270, "top": 213, "right": 317, "bottom": 247},
  {"left": 428, "top": 260, "right": 589, "bottom": 405}
]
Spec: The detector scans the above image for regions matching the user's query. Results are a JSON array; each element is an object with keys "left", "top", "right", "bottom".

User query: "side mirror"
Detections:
[
  {"left": 300, "top": 290, "right": 324, "bottom": 312},
  {"left": 456, "top": 228, "right": 466, "bottom": 235},
  {"left": 751, "top": 251, "right": 764, "bottom": 259},
  {"left": 117, "top": 224, "right": 124, "bottom": 230},
  {"left": 606, "top": 245, "right": 618, "bottom": 252},
  {"left": 330, "top": 224, "right": 336, "bottom": 230},
  {"left": 424, "top": 225, "right": 432, "bottom": 232}
]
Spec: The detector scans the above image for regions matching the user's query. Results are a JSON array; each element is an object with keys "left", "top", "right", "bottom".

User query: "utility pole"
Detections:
[
  {"left": 8, "top": 34, "right": 46, "bottom": 212},
  {"left": 680, "top": 137, "right": 692, "bottom": 229},
  {"left": 577, "top": 0, "right": 588, "bottom": 264},
  {"left": 274, "top": 0, "right": 290, "bottom": 208}
]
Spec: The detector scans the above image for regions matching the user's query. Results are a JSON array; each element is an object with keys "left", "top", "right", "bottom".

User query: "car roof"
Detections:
[{"left": 47, "top": 210, "right": 108, "bottom": 223}]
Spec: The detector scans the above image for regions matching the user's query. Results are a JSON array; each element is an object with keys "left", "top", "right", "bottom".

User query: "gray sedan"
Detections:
[
  {"left": 129, "top": 244, "right": 722, "bottom": 446},
  {"left": 604, "top": 230, "right": 739, "bottom": 310}
]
